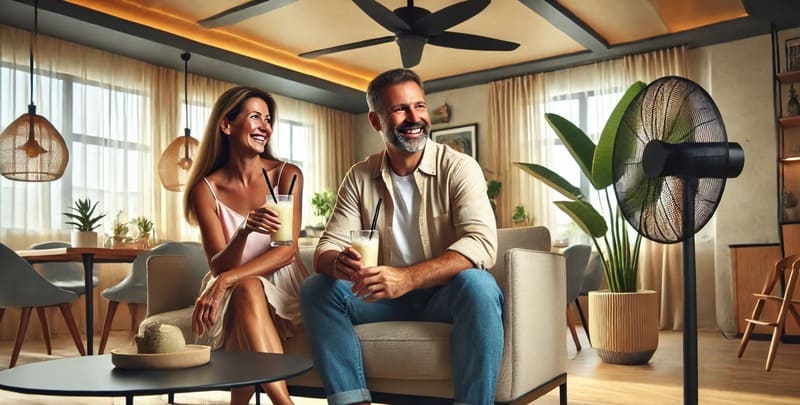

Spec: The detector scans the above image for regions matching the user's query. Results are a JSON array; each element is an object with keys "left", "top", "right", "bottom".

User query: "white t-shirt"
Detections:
[{"left": 390, "top": 171, "right": 426, "bottom": 267}]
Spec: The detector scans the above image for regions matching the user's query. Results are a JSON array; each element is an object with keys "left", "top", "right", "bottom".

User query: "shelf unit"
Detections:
[{"left": 773, "top": 28, "right": 800, "bottom": 224}]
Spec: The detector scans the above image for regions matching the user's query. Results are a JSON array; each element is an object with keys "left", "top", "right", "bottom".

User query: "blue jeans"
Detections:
[{"left": 300, "top": 269, "right": 504, "bottom": 405}]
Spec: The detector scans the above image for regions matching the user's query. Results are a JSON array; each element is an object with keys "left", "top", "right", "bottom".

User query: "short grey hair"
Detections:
[{"left": 365, "top": 68, "right": 424, "bottom": 113}]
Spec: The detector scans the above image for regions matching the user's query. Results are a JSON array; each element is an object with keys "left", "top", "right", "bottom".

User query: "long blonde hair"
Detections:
[{"left": 183, "top": 86, "right": 278, "bottom": 224}]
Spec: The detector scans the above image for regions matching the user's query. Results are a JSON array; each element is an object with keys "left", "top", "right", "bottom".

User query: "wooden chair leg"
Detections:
[
  {"left": 566, "top": 307, "right": 581, "bottom": 352},
  {"left": 738, "top": 298, "right": 766, "bottom": 358},
  {"left": 58, "top": 303, "right": 86, "bottom": 356},
  {"left": 10, "top": 307, "right": 33, "bottom": 368},
  {"left": 574, "top": 297, "right": 590, "bottom": 344},
  {"left": 127, "top": 302, "right": 140, "bottom": 338},
  {"left": 35, "top": 307, "right": 52, "bottom": 355},
  {"left": 99, "top": 300, "right": 119, "bottom": 354},
  {"left": 766, "top": 266, "right": 800, "bottom": 371}
]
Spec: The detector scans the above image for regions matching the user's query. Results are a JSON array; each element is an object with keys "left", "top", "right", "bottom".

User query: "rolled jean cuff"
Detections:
[{"left": 328, "top": 388, "right": 371, "bottom": 405}]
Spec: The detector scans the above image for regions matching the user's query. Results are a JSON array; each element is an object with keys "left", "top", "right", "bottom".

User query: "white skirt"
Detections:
[{"left": 194, "top": 258, "right": 308, "bottom": 349}]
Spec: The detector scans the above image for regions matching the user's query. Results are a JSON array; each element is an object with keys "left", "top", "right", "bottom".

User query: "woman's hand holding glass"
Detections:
[{"left": 241, "top": 205, "right": 281, "bottom": 236}]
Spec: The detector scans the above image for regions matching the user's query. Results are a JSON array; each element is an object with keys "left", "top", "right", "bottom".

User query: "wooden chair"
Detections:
[{"left": 737, "top": 254, "right": 800, "bottom": 370}]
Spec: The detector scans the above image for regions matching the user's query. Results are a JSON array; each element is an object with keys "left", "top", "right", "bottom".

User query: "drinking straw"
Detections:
[
  {"left": 288, "top": 173, "right": 298, "bottom": 195},
  {"left": 369, "top": 198, "right": 382, "bottom": 240},
  {"left": 262, "top": 168, "right": 278, "bottom": 203}
]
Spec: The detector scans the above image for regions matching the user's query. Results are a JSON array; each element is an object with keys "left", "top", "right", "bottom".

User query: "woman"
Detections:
[{"left": 183, "top": 86, "right": 307, "bottom": 405}]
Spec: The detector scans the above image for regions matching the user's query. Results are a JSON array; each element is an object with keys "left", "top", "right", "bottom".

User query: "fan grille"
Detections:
[{"left": 613, "top": 77, "right": 727, "bottom": 244}]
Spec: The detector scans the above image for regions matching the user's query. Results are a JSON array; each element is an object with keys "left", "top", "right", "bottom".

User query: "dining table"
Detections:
[{"left": 16, "top": 247, "right": 146, "bottom": 355}]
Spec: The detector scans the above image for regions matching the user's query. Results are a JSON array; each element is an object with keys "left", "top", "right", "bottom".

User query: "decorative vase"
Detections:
[
  {"left": 588, "top": 289, "right": 659, "bottom": 365},
  {"left": 788, "top": 84, "right": 800, "bottom": 116},
  {"left": 71, "top": 230, "right": 98, "bottom": 248}
]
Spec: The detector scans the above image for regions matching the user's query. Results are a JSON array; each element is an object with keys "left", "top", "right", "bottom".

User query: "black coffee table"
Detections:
[{"left": 0, "top": 351, "right": 312, "bottom": 405}]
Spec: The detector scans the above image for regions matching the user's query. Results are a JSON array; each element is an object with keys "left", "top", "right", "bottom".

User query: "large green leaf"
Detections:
[
  {"left": 553, "top": 200, "right": 607, "bottom": 238},
  {"left": 544, "top": 113, "right": 598, "bottom": 189},
  {"left": 593, "top": 81, "right": 647, "bottom": 188},
  {"left": 513, "top": 162, "right": 583, "bottom": 200}
]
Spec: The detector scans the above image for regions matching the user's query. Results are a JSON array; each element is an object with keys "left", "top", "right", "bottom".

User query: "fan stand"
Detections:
[
  {"left": 641, "top": 140, "right": 745, "bottom": 405},
  {"left": 681, "top": 176, "right": 699, "bottom": 405}
]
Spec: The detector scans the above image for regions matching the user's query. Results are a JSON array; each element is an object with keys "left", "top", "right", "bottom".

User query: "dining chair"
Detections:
[
  {"left": 30, "top": 241, "right": 99, "bottom": 295},
  {"left": 738, "top": 254, "right": 800, "bottom": 370},
  {"left": 575, "top": 251, "right": 602, "bottom": 345},
  {"left": 0, "top": 243, "right": 86, "bottom": 368},
  {"left": 98, "top": 241, "right": 205, "bottom": 353},
  {"left": 563, "top": 244, "right": 592, "bottom": 352}
]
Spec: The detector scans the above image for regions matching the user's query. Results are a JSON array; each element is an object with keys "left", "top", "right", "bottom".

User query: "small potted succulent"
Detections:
[
  {"left": 511, "top": 204, "right": 532, "bottom": 227},
  {"left": 63, "top": 197, "right": 106, "bottom": 248},
  {"left": 108, "top": 210, "right": 130, "bottom": 248},
  {"left": 308, "top": 190, "right": 335, "bottom": 236},
  {"left": 132, "top": 215, "right": 155, "bottom": 248}
]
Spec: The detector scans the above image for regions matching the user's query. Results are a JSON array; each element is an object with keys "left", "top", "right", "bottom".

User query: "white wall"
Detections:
[
  {"left": 690, "top": 34, "right": 780, "bottom": 335},
  {"left": 351, "top": 37, "right": 781, "bottom": 334}
]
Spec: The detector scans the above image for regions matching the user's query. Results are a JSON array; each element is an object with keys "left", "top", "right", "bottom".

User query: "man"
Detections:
[{"left": 300, "top": 68, "right": 501, "bottom": 405}]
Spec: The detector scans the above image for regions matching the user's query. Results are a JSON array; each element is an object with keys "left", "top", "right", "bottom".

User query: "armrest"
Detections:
[
  {"left": 144, "top": 255, "right": 207, "bottom": 318},
  {"left": 493, "top": 248, "right": 566, "bottom": 401}
]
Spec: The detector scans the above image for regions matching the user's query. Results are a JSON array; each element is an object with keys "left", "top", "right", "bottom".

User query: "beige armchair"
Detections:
[{"left": 141, "top": 226, "right": 567, "bottom": 404}]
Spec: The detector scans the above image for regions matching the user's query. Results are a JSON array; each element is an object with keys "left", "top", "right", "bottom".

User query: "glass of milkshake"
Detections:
[
  {"left": 266, "top": 194, "right": 293, "bottom": 246},
  {"left": 350, "top": 230, "right": 379, "bottom": 267}
]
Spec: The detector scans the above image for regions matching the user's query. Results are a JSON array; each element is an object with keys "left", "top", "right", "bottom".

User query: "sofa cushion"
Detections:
[{"left": 356, "top": 321, "right": 452, "bottom": 380}]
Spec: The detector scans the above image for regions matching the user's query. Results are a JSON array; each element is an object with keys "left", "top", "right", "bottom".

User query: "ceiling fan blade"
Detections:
[
  {"left": 198, "top": 0, "right": 296, "bottom": 28},
  {"left": 299, "top": 36, "right": 395, "bottom": 59},
  {"left": 353, "top": 0, "right": 410, "bottom": 33},
  {"left": 397, "top": 34, "right": 427, "bottom": 68},
  {"left": 429, "top": 31, "right": 519, "bottom": 51},
  {"left": 414, "top": 0, "right": 490, "bottom": 35}
]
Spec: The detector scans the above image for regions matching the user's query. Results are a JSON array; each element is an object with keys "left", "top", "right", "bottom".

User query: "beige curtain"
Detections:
[
  {"left": 623, "top": 46, "right": 690, "bottom": 330},
  {"left": 0, "top": 23, "right": 355, "bottom": 340},
  {"left": 487, "top": 45, "right": 692, "bottom": 330}
]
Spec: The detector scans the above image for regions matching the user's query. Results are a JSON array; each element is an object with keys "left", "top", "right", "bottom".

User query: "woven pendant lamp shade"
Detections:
[
  {"left": 158, "top": 129, "right": 199, "bottom": 191},
  {"left": 0, "top": 106, "right": 69, "bottom": 181},
  {"left": 158, "top": 52, "right": 199, "bottom": 192},
  {"left": 0, "top": 0, "right": 68, "bottom": 182}
]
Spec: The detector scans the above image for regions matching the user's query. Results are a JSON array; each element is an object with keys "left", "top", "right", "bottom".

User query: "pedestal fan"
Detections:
[{"left": 612, "top": 76, "right": 745, "bottom": 404}]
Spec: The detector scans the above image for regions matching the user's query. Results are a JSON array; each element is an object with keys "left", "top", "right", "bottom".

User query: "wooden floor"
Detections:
[{"left": 0, "top": 328, "right": 799, "bottom": 404}]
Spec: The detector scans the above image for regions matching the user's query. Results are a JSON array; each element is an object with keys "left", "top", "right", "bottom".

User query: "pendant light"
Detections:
[
  {"left": 158, "top": 52, "right": 199, "bottom": 192},
  {"left": 0, "top": 0, "right": 69, "bottom": 182}
]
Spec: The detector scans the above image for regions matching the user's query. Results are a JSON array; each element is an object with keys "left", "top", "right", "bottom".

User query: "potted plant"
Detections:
[
  {"left": 109, "top": 210, "right": 130, "bottom": 248},
  {"left": 511, "top": 204, "right": 531, "bottom": 227},
  {"left": 132, "top": 216, "right": 155, "bottom": 248},
  {"left": 514, "top": 81, "right": 659, "bottom": 365},
  {"left": 784, "top": 190, "right": 798, "bottom": 222},
  {"left": 63, "top": 197, "right": 106, "bottom": 248},
  {"left": 487, "top": 179, "right": 501, "bottom": 219},
  {"left": 309, "top": 190, "right": 335, "bottom": 236}
]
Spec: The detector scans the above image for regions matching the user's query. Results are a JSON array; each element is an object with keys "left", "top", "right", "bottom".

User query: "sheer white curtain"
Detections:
[
  {"left": 0, "top": 23, "right": 356, "bottom": 339},
  {"left": 488, "top": 46, "right": 691, "bottom": 329}
]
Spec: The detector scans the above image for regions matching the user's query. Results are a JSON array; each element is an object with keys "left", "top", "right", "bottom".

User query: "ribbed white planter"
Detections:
[
  {"left": 71, "top": 230, "right": 98, "bottom": 248},
  {"left": 588, "top": 289, "right": 659, "bottom": 365}
]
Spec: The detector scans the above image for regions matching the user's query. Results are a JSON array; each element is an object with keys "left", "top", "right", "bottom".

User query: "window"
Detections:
[
  {"left": 544, "top": 88, "right": 624, "bottom": 244},
  {"left": 1, "top": 64, "right": 152, "bottom": 235}
]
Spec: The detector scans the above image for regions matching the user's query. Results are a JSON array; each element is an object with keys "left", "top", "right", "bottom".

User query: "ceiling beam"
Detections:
[
  {"left": 198, "top": 0, "right": 297, "bottom": 28},
  {"left": 517, "top": 0, "right": 609, "bottom": 52}
]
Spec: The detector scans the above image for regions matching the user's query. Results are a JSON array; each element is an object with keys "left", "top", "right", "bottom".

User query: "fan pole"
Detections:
[{"left": 682, "top": 177, "right": 698, "bottom": 405}]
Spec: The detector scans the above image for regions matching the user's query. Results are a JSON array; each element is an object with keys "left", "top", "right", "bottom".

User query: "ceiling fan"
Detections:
[{"left": 299, "top": 0, "right": 520, "bottom": 68}]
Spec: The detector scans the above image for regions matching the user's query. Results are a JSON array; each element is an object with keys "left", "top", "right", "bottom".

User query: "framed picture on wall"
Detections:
[
  {"left": 431, "top": 124, "right": 478, "bottom": 160},
  {"left": 787, "top": 37, "right": 800, "bottom": 72}
]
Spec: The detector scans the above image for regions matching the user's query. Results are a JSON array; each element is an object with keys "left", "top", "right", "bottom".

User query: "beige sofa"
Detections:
[{"left": 142, "top": 226, "right": 567, "bottom": 404}]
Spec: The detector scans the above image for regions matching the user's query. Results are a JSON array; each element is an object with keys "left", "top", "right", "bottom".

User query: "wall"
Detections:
[{"left": 689, "top": 34, "right": 779, "bottom": 336}]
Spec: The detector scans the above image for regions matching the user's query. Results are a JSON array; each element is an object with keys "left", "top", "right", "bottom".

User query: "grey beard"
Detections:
[{"left": 390, "top": 129, "right": 428, "bottom": 153}]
